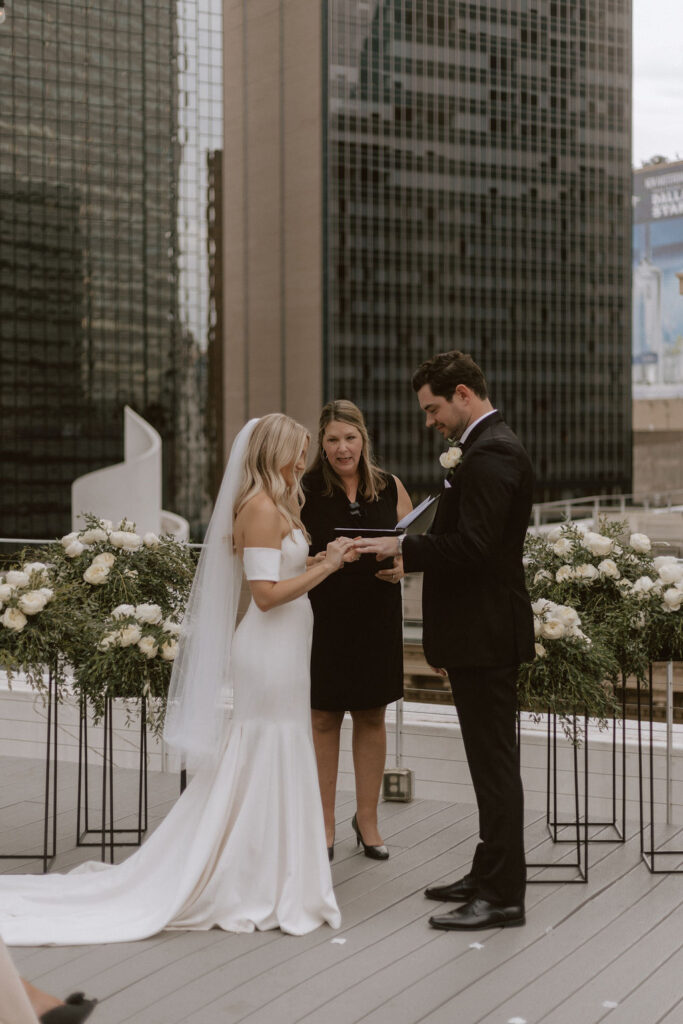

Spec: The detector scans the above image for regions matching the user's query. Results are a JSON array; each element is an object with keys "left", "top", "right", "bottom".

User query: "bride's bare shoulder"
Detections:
[{"left": 234, "top": 493, "right": 286, "bottom": 547}]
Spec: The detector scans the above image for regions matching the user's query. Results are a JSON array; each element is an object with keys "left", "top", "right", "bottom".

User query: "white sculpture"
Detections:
[{"left": 71, "top": 407, "right": 189, "bottom": 541}]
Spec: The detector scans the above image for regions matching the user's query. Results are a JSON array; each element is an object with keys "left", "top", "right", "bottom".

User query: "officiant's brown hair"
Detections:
[
  {"left": 412, "top": 350, "right": 488, "bottom": 400},
  {"left": 311, "top": 400, "right": 388, "bottom": 502}
]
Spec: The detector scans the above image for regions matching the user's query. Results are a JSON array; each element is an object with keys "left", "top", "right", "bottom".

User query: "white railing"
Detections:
[{"left": 531, "top": 489, "right": 683, "bottom": 529}]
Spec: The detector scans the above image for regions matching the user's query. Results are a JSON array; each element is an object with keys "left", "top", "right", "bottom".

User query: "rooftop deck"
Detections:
[{"left": 3, "top": 756, "right": 683, "bottom": 1024}]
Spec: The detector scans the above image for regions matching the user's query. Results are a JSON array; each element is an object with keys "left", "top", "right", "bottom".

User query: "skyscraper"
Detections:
[
  {"left": 224, "top": 0, "right": 633, "bottom": 500},
  {"left": 0, "top": 0, "right": 222, "bottom": 540}
]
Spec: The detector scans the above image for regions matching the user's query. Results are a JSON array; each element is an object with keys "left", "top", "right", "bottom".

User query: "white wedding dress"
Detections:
[{"left": 0, "top": 531, "right": 340, "bottom": 944}]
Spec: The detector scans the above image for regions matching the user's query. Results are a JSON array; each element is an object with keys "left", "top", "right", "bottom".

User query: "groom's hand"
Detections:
[
  {"left": 354, "top": 535, "right": 401, "bottom": 560},
  {"left": 375, "top": 556, "right": 404, "bottom": 585}
]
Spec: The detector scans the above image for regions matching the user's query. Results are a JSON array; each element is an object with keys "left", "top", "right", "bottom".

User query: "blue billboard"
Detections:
[{"left": 633, "top": 160, "right": 683, "bottom": 396}]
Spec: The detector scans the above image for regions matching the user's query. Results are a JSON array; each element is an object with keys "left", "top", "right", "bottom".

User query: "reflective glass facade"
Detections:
[
  {"left": 325, "top": 0, "right": 632, "bottom": 499},
  {"left": 0, "top": 0, "right": 222, "bottom": 539}
]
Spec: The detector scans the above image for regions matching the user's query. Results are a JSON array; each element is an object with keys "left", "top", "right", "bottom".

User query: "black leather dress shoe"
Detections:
[
  {"left": 424, "top": 875, "right": 478, "bottom": 902},
  {"left": 429, "top": 897, "right": 525, "bottom": 931}
]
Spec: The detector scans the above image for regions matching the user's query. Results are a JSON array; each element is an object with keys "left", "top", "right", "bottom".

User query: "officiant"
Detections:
[{"left": 302, "top": 400, "right": 412, "bottom": 862}]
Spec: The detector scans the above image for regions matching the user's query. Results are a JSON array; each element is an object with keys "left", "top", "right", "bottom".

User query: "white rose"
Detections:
[
  {"left": 439, "top": 447, "right": 463, "bottom": 470},
  {"left": 629, "top": 533, "right": 651, "bottom": 553},
  {"left": 654, "top": 556, "right": 677, "bottom": 571},
  {"left": 109, "top": 531, "right": 142, "bottom": 550},
  {"left": 118, "top": 624, "right": 142, "bottom": 647},
  {"left": 533, "top": 569, "right": 552, "bottom": 584},
  {"left": 541, "top": 618, "right": 566, "bottom": 640},
  {"left": 143, "top": 532, "right": 160, "bottom": 548},
  {"left": 80, "top": 527, "right": 109, "bottom": 545},
  {"left": 17, "top": 590, "right": 49, "bottom": 616},
  {"left": 99, "top": 631, "right": 120, "bottom": 650},
  {"left": 582, "top": 532, "right": 613, "bottom": 557},
  {"left": 531, "top": 598, "right": 553, "bottom": 615},
  {"left": 118, "top": 518, "right": 135, "bottom": 531},
  {"left": 662, "top": 588, "right": 683, "bottom": 611},
  {"left": 2, "top": 607, "right": 27, "bottom": 632},
  {"left": 61, "top": 532, "right": 79, "bottom": 548},
  {"left": 575, "top": 563, "right": 599, "bottom": 581},
  {"left": 65, "top": 540, "right": 85, "bottom": 558},
  {"left": 0, "top": 584, "right": 12, "bottom": 602},
  {"left": 111, "top": 604, "right": 136, "bottom": 619},
  {"left": 597, "top": 559, "right": 620, "bottom": 580},
  {"left": 552, "top": 538, "right": 573, "bottom": 557},
  {"left": 555, "top": 565, "right": 574, "bottom": 583},
  {"left": 546, "top": 526, "right": 563, "bottom": 543},
  {"left": 555, "top": 605, "right": 581, "bottom": 628},
  {"left": 658, "top": 563, "right": 683, "bottom": 586},
  {"left": 138, "top": 635, "right": 159, "bottom": 659},
  {"left": 632, "top": 576, "right": 654, "bottom": 598},
  {"left": 162, "top": 619, "right": 181, "bottom": 635},
  {"left": 24, "top": 562, "right": 47, "bottom": 575},
  {"left": 613, "top": 544, "right": 623, "bottom": 555},
  {"left": 135, "top": 603, "right": 163, "bottom": 625},
  {"left": 534, "top": 642, "right": 547, "bottom": 659},
  {"left": 6, "top": 570, "right": 29, "bottom": 588},
  {"left": 616, "top": 578, "right": 632, "bottom": 592},
  {"left": 92, "top": 551, "right": 116, "bottom": 568},
  {"left": 83, "top": 564, "right": 110, "bottom": 585},
  {"left": 160, "top": 639, "right": 178, "bottom": 661}
]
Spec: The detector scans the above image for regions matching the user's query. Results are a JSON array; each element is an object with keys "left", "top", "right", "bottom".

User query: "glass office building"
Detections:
[
  {"left": 0, "top": 0, "right": 222, "bottom": 539},
  {"left": 325, "top": 1, "right": 632, "bottom": 498}
]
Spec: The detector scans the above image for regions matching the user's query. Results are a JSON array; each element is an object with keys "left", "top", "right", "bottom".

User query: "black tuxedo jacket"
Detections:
[{"left": 402, "top": 412, "right": 535, "bottom": 669}]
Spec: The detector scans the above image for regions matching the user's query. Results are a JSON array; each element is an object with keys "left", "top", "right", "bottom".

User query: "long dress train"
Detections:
[{"left": 0, "top": 532, "right": 340, "bottom": 944}]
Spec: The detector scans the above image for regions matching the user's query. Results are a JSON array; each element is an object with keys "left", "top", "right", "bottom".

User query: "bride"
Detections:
[{"left": 0, "top": 414, "right": 355, "bottom": 943}]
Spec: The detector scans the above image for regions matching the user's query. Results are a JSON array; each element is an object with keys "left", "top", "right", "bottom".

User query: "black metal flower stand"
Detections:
[
  {"left": 0, "top": 664, "right": 58, "bottom": 873},
  {"left": 77, "top": 695, "right": 148, "bottom": 864},
  {"left": 521, "top": 711, "right": 589, "bottom": 884},
  {"left": 547, "top": 679, "right": 627, "bottom": 847},
  {"left": 637, "top": 661, "right": 683, "bottom": 874}
]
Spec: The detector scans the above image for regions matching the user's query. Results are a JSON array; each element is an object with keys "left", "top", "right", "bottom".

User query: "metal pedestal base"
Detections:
[
  {"left": 77, "top": 696, "right": 148, "bottom": 864},
  {"left": 637, "top": 661, "right": 683, "bottom": 874},
  {"left": 521, "top": 711, "right": 589, "bottom": 884}
]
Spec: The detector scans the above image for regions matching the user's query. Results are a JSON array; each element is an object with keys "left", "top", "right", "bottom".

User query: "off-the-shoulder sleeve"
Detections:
[{"left": 243, "top": 547, "right": 281, "bottom": 581}]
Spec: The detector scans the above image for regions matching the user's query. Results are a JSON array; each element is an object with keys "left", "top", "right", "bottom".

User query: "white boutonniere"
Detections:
[
  {"left": 439, "top": 446, "right": 463, "bottom": 470},
  {"left": 439, "top": 443, "right": 463, "bottom": 483}
]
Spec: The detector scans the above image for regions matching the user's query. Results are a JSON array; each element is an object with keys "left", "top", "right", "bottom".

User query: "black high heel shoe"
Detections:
[
  {"left": 328, "top": 829, "right": 335, "bottom": 861},
  {"left": 351, "top": 813, "right": 389, "bottom": 860},
  {"left": 41, "top": 993, "right": 98, "bottom": 1024}
]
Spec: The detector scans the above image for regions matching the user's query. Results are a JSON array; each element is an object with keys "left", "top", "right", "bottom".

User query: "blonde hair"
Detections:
[
  {"left": 310, "top": 399, "right": 387, "bottom": 501},
  {"left": 234, "top": 414, "right": 310, "bottom": 537}
]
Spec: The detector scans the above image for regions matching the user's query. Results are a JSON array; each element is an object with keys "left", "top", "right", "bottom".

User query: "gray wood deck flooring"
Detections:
[{"left": 2, "top": 756, "right": 683, "bottom": 1024}]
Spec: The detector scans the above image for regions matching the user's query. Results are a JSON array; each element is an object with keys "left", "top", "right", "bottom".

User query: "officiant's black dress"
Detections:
[{"left": 302, "top": 468, "right": 404, "bottom": 711}]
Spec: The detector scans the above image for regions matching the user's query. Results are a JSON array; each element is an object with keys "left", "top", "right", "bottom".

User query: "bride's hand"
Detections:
[{"left": 324, "top": 537, "right": 354, "bottom": 571}]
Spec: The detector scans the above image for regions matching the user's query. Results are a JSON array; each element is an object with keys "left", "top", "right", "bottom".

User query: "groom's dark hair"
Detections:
[{"left": 412, "top": 350, "right": 488, "bottom": 400}]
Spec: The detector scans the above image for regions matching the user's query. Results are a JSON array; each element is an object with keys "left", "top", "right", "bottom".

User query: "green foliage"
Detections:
[{"left": 518, "top": 630, "right": 619, "bottom": 741}]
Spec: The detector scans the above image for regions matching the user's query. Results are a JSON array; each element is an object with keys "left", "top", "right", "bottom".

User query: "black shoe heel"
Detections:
[
  {"left": 41, "top": 993, "right": 98, "bottom": 1024},
  {"left": 351, "top": 813, "right": 389, "bottom": 860}
]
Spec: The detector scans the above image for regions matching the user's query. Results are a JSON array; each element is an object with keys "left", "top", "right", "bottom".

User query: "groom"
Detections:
[{"left": 356, "top": 350, "right": 534, "bottom": 930}]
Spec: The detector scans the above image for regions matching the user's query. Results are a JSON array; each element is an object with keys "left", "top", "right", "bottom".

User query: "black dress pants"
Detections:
[{"left": 447, "top": 663, "right": 526, "bottom": 906}]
